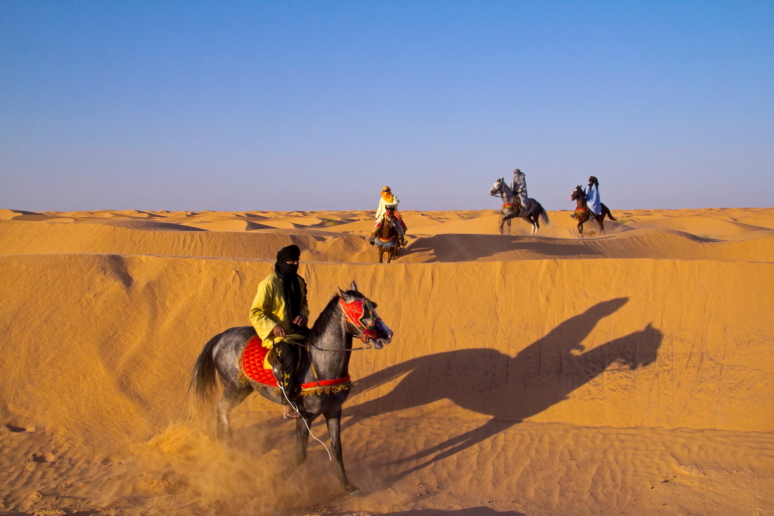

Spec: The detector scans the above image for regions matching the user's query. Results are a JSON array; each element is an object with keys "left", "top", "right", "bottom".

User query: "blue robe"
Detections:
[{"left": 586, "top": 185, "right": 601, "bottom": 215}]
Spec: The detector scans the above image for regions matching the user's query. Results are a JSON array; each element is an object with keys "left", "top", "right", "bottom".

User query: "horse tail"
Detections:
[
  {"left": 602, "top": 204, "right": 616, "bottom": 221},
  {"left": 188, "top": 332, "right": 223, "bottom": 416},
  {"left": 540, "top": 205, "right": 551, "bottom": 225}
]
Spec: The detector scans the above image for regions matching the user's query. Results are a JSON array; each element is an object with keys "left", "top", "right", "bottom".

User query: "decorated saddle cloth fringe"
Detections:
[
  {"left": 572, "top": 207, "right": 590, "bottom": 219},
  {"left": 238, "top": 335, "right": 351, "bottom": 395}
]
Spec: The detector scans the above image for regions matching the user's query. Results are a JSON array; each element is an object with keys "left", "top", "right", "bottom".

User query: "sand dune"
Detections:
[
  {"left": 1, "top": 207, "right": 772, "bottom": 515},
  {"left": 3, "top": 216, "right": 774, "bottom": 264}
]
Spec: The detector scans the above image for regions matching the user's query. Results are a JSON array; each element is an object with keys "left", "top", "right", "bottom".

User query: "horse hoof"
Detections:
[{"left": 345, "top": 484, "right": 361, "bottom": 495}]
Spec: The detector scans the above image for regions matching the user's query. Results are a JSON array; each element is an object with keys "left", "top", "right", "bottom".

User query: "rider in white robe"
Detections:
[
  {"left": 511, "top": 169, "right": 530, "bottom": 213},
  {"left": 370, "top": 186, "right": 407, "bottom": 246}
]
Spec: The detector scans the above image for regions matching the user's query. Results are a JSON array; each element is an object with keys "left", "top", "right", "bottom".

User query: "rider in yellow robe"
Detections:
[
  {"left": 249, "top": 244, "right": 309, "bottom": 418},
  {"left": 249, "top": 274, "right": 309, "bottom": 353}
]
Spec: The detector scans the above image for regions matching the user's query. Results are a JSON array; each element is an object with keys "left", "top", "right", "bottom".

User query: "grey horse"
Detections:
[
  {"left": 489, "top": 177, "right": 550, "bottom": 235},
  {"left": 189, "top": 281, "right": 393, "bottom": 493}
]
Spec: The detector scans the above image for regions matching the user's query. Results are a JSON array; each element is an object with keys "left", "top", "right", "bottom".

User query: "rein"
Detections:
[
  {"left": 288, "top": 296, "right": 383, "bottom": 353},
  {"left": 298, "top": 341, "right": 370, "bottom": 352}
]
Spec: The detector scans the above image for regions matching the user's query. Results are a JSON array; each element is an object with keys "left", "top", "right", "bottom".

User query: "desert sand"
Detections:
[{"left": 1, "top": 206, "right": 773, "bottom": 516}]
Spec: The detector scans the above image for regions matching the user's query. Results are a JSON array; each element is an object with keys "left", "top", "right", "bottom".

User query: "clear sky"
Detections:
[{"left": 1, "top": 1, "right": 772, "bottom": 212}]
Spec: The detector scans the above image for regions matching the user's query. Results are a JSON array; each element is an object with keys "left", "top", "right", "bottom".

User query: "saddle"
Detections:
[
  {"left": 572, "top": 207, "right": 590, "bottom": 219},
  {"left": 238, "top": 335, "right": 352, "bottom": 396}
]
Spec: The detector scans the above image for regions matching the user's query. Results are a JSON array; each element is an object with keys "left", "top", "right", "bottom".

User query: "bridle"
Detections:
[
  {"left": 339, "top": 297, "right": 383, "bottom": 345},
  {"left": 296, "top": 296, "right": 386, "bottom": 352}
]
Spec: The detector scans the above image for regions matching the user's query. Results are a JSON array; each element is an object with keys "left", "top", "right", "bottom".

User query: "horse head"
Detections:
[
  {"left": 489, "top": 178, "right": 504, "bottom": 196},
  {"left": 570, "top": 185, "right": 585, "bottom": 201},
  {"left": 338, "top": 280, "right": 393, "bottom": 349}
]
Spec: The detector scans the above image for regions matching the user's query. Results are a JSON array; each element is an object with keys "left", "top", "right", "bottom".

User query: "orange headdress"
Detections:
[{"left": 381, "top": 186, "right": 393, "bottom": 203}]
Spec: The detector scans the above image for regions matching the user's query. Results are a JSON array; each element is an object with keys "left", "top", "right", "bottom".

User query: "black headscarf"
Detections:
[{"left": 275, "top": 245, "right": 302, "bottom": 321}]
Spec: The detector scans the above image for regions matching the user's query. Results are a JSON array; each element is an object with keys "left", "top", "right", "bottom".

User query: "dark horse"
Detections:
[
  {"left": 375, "top": 207, "right": 401, "bottom": 263},
  {"left": 189, "top": 281, "right": 393, "bottom": 493},
  {"left": 489, "top": 177, "right": 550, "bottom": 235},
  {"left": 570, "top": 185, "right": 616, "bottom": 235}
]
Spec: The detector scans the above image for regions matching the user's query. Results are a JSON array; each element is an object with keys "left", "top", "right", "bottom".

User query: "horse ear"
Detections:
[
  {"left": 339, "top": 289, "right": 357, "bottom": 303},
  {"left": 349, "top": 280, "right": 358, "bottom": 292}
]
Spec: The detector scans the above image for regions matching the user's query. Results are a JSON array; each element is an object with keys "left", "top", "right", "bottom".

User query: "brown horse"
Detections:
[
  {"left": 570, "top": 185, "right": 616, "bottom": 235},
  {"left": 375, "top": 207, "right": 400, "bottom": 263}
]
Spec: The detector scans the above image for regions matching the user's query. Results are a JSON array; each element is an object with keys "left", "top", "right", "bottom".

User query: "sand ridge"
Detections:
[{"left": 0, "top": 207, "right": 773, "bottom": 515}]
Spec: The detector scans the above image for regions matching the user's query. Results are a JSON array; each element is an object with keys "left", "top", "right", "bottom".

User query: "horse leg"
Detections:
[
  {"left": 378, "top": 247, "right": 383, "bottom": 263},
  {"left": 295, "top": 414, "right": 313, "bottom": 466},
  {"left": 325, "top": 407, "right": 358, "bottom": 493},
  {"left": 216, "top": 384, "right": 252, "bottom": 440},
  {"left": 597, "top": 215, "right": 605, "bottom": 233}
]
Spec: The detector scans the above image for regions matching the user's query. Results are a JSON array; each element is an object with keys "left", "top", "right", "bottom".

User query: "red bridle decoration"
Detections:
[{"left": 339, "top": 297, "right": 382, "bottom": 342}]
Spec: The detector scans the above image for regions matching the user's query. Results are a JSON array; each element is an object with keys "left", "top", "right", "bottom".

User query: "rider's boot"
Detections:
[
  {"left": 398, "top": 228, "right": 407, "bottom": 247},
  {"left": 272, "top": 340, "right": 300, "bottom": 400}
]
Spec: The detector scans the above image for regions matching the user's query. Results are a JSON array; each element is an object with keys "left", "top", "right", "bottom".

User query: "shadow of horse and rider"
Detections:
[{"left": 344, "top": 298, "right": 663, "bottom": 482}]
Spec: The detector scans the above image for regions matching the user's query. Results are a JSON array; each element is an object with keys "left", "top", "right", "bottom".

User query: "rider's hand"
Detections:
[
  {"left": 271, "top": 325, "right": 286, "bottom": 338},
  {"left": 293, "top": 314, "right": 308, "bottom": 327}
]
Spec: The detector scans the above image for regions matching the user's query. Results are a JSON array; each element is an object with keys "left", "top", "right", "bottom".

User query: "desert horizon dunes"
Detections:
[{"left": 1, "top": 206, "right": 773, "bottom": 516}]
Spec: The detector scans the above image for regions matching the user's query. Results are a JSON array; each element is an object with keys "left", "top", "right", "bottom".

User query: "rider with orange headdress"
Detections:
[{"left": 369, "top": 186, "right": 407, "bottom": 247}]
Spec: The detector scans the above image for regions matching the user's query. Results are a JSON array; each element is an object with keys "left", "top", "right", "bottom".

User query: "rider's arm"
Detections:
[
  {"left": 375, "top": 198, "right": 386, "bottom": 221},
  {"left": 249, "top": 276, "right": 282, "bottom": 339}
]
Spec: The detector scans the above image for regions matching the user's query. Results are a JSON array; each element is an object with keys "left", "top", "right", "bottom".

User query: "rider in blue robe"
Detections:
[{"left": 586, "top": 176, "right": 601, "bottom": 215}]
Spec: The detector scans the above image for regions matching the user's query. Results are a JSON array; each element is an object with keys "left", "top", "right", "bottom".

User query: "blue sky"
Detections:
[{"left": 1, "top": 1, "right": 772, "bottom": 211}]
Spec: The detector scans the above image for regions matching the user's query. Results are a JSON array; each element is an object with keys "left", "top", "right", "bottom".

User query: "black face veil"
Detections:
[{"left": 275, "top": 245, "right": 302, "bottom": 321}]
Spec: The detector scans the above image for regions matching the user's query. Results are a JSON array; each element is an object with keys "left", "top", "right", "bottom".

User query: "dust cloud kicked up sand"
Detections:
[{"left": 1, "top": 207, "right": 773, "bottom": 515}]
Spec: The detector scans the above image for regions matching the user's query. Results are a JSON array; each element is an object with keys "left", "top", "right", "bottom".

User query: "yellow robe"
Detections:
[{"left": 249, "top": 273, "right": 310, "bottom": 359}]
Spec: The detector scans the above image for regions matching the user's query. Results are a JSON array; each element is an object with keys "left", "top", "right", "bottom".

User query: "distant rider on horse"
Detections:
[
  {"left": 370, "top": 186, "right": 407, "bottom": 247},
  {"left": 511, "top": 169, "right": 530, "bottom": 215},
  {"left": 585, "top": 176, "right": 601, "bottom": 215},
  {"left": 249, "top": 244, "right": 309, "bottom": 419}
]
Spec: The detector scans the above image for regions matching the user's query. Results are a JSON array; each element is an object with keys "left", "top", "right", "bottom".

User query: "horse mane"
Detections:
[
  {"left": 310, "top": 291, "right": 360, "bottom": 341},
  {"left": 310, "top": 294, "right": 341, "bottom": 341}
]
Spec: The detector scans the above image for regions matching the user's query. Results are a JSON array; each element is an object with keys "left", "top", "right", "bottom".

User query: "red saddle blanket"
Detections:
[
  {"left": 240, "top": 335, "right": 352, "bottom": 394},
  {"left": 241, "top": 335, "right": 279, "bottom": 387}
]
